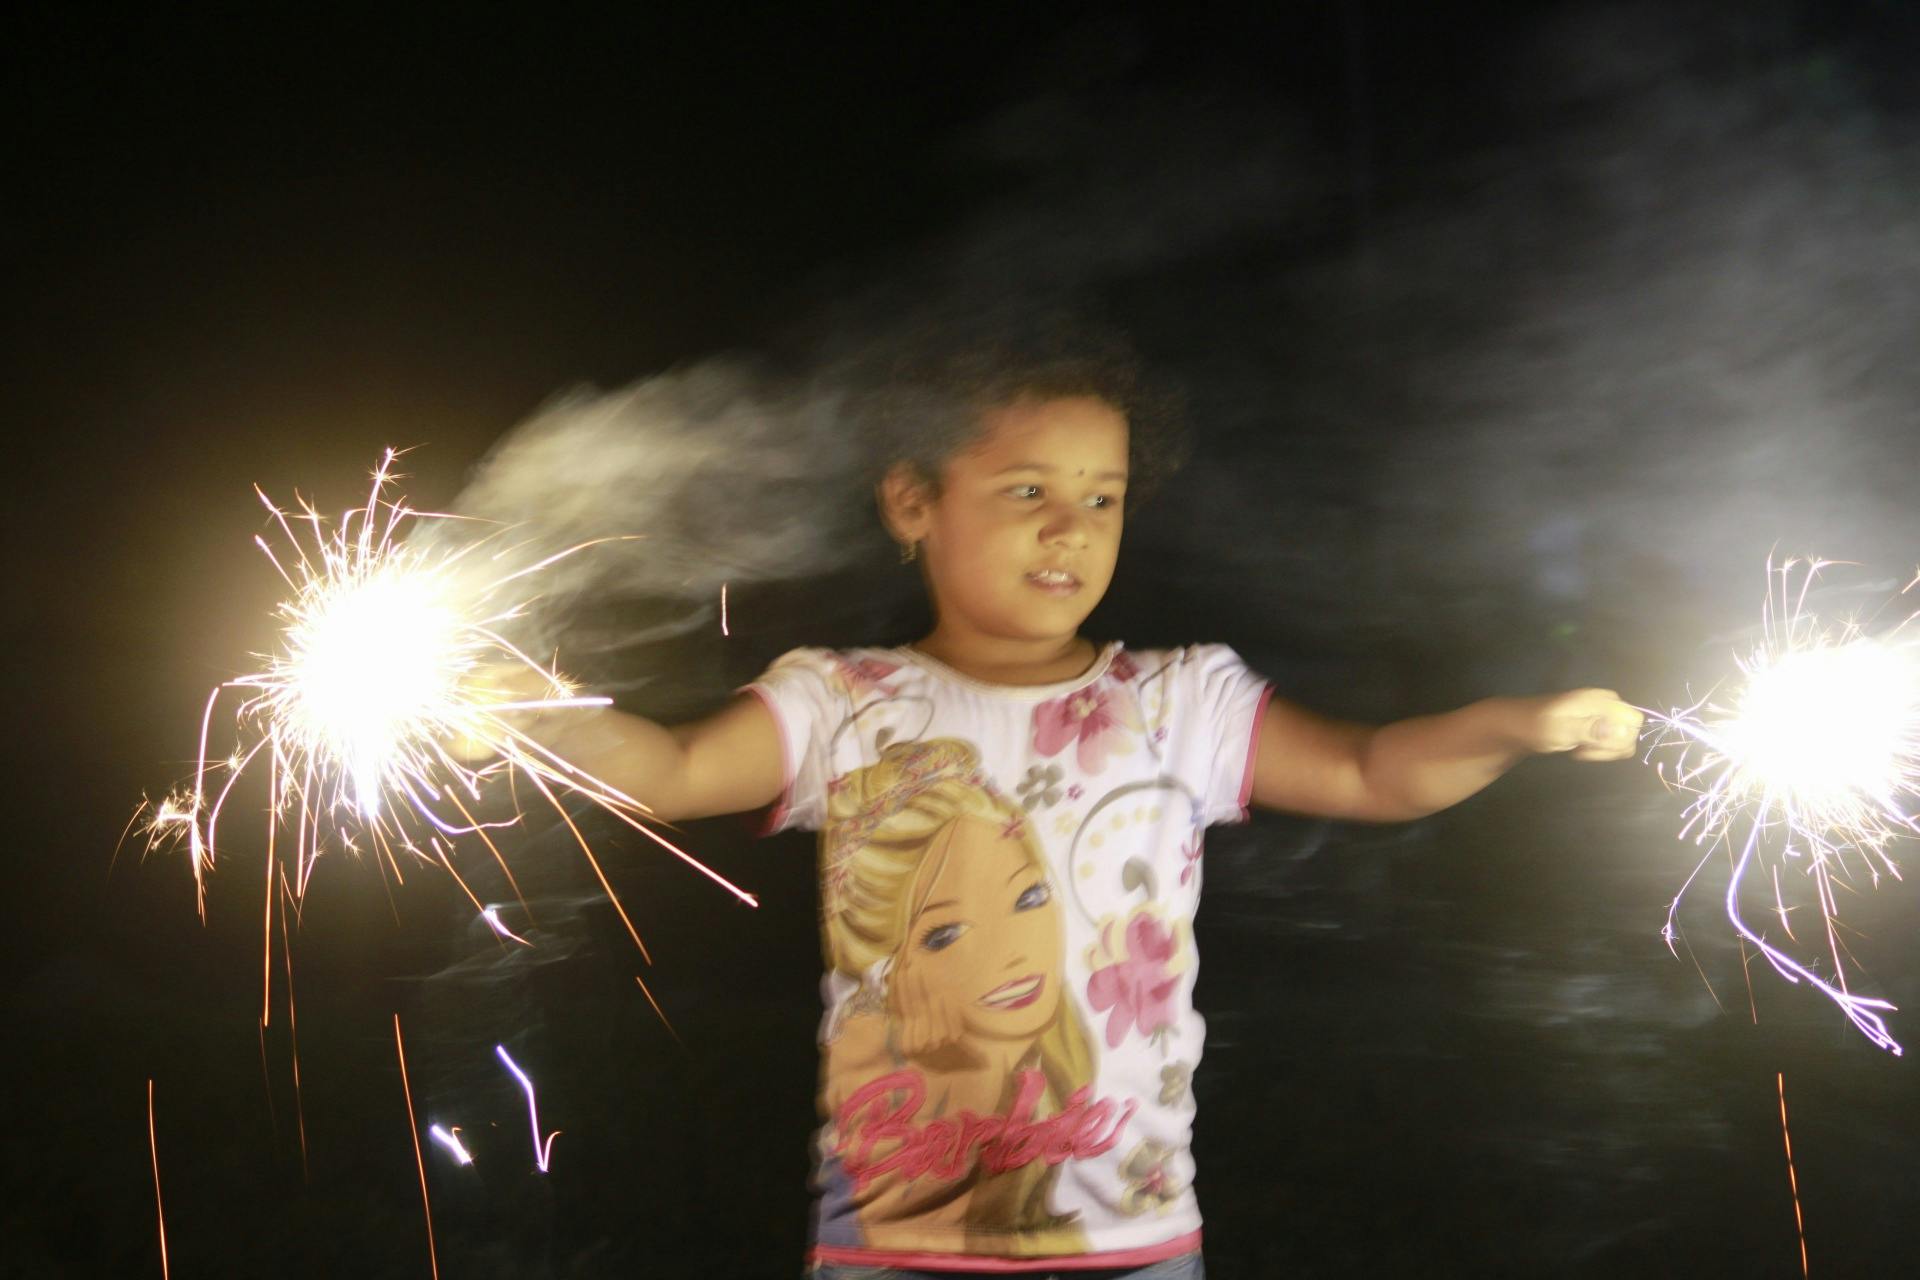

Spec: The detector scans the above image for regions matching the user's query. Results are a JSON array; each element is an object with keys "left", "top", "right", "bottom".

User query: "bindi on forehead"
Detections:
[{"left": 991, "top": 461, "right": 1129, "bottom": 482}]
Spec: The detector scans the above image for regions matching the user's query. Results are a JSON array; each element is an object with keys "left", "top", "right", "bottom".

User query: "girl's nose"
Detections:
[{"left": 1041, "top": 508, "right": 1089, "bottom": 548}]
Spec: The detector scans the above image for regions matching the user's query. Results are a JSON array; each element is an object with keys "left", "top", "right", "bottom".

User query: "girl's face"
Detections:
[
  {"left": 893, "top": 395, "right": 1129, "bottom": 652},
  {"left": 905, "top": 815, "right": 1064, "bottom": 1043}
]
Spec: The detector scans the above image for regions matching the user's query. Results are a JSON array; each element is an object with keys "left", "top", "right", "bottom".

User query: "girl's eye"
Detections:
[
  {"left": 920, "top": 922, "right": 967, "bottom": 952},
  {"left": 1014, "top": 882, "right": 1051, "bottom": 912},
  {"left": 1007, "top": 484, "right": 1042, "bottom": 500},
  {"left": 1085, "top": 494, "right": 1114, "bottom": 510}
]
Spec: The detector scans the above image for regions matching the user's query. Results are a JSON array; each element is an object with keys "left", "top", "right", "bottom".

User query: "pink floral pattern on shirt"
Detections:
[
  {"left": 829, "top": 656, "right": 900, "bottom": 699},
  {"left": 1117, "top": 1140, "right": 1184, "bottom": 1215},
  {"left": 1086, "top": 910, "right": 1182, "bottom": 1048},
  {"left": 1031, "top": 677, "right": 1143, "bottom": 774}
]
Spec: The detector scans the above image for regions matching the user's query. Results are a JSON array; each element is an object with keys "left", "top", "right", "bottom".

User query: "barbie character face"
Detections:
[
  {"left": 903, "top": 814, "right": 1064, "bottom": 1043},
  {"left": 892, "top": 395, "right": 1129, "bottom": 647}
]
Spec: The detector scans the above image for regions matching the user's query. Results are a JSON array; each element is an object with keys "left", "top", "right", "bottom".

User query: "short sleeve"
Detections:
[
  {"left": 741, "top": 647, "right": 843, "bottom": 833},
  {"left": 1172, "top": 644, "right": 1273, "bottom": 826}
]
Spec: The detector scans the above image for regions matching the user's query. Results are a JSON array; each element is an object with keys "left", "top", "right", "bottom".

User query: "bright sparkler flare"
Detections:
[
  {"left": 1702, "top": 637, "right": 1918, "bottom": 844},
  {"left": 139, "top": 449, "right": 757, "bottom": 1024},
  {"left": 285, "top": 557, "right": 471, "bottom": 823},
  {"left": 1648, "top": 557, "right": 1920, "bottom": 1053}
]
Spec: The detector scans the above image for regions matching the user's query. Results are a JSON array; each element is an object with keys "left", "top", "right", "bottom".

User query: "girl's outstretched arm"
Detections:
[
  {"left": 1247, "top": 688, "right": 1641, "bottom": 823},
  {"left": 518, "top": 694, "right": 786, "bottom": 823}
]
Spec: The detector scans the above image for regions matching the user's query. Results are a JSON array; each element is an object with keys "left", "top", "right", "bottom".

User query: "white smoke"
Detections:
[{"left": 414, "top": 358, "right": 874, "bottom": 672}]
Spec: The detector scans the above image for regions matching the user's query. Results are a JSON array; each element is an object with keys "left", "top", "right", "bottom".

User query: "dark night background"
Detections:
[{"left": 9, "top": 3, "right": 1920, "bottom": 1276}]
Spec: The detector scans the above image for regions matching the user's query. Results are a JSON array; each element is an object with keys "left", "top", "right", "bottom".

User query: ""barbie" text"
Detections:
[{"left": 834, "top": 1068, "right": 1137, "bottom": 1192}]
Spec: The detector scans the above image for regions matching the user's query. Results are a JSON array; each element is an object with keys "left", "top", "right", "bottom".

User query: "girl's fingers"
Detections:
[
  {"left": 1552, "top": 695, "right": 1643, "bottom": 761},
  {"left": 896, "top": 965, "right": 924, "bottom": 1055},
  {"left": 937, "top": 990, "right": 961, "bottom": 1048},
  {"left": 890, "top": 952, "right": 972, "bottom": 1055},
  {"left": 1571, "top": 709, "right": 1642, "bottom": 760},
  {"left": 901, "top": 964, "right": 938, "bottom": 1056},
  {"left": 926, "top": 979, "right": 955, "bottom": 1052},
  {"left": 1592, "top": 704, "right": 1644, "bottom": 754},
  {"left": 902, "top": 1005, "right": 923, "bottom": 1056},
  {"left": 895, "top": 961, "right": 963, "bottom": 1056}
]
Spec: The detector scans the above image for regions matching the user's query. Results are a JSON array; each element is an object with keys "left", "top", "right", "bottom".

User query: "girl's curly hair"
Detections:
[{"left": 854, "top": 301, "right": 1190, "bottom": 511}]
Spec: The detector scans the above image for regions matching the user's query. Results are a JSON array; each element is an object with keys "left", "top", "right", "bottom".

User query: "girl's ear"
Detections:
[{"left": 877, "top": 461, "right": 936, "bottom": 544}]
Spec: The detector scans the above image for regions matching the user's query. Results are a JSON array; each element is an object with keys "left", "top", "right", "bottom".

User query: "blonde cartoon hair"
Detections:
[
  {"left": 822, "top": 738, "right": 1095, "bottom": 1245},
  {"left": 823, "top": 738, "right": 991, "bottom": 976}
]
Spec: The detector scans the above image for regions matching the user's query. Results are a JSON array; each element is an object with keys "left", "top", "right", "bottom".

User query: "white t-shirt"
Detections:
[{"left": 749, "top": 642, "right": 1271, "bottom": 1272}]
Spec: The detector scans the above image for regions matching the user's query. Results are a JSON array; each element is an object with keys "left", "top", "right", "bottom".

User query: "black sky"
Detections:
[{"left": 10, "top": 4, "right": 1920, "bottom": 1277}]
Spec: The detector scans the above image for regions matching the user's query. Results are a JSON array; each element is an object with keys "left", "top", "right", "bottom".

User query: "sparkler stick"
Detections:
[
  {"left": 494, "top": 1044, "right": 561, "bottom": 1173},
  {"left": 138, "top": 450, "right": 759, "bottom": 1024},
  {"left": 1778, "top": 1072, "right": 1809, "bottom": 1278},
  {"left": 394, "top": 1015, "right": 438, "bottom": 1280},
  {"left": 147, "top": 1079, "right": 169, "bottom": 1280},
  {"left": 256, "top": 1020, "right": 278, "bottom": 1151},
  {"left": 1646, "top": 557, "right": 1919, "bottom": 1052},
  {"left": 278, "top": 872, "right": 310, "bottom": 1180}
]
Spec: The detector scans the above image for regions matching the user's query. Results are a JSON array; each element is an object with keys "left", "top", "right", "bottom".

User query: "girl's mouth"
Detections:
[
  {"left": 979, "top": 974, "right": 1045, "bottom": 1010},
  {"left": 1025, "top": 569, "right": 1080, "bottom": 597}
]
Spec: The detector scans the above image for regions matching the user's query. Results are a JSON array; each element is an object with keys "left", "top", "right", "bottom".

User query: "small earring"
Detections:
[{"left": 899, "top": 540, "right": 919, "bottom": 564}]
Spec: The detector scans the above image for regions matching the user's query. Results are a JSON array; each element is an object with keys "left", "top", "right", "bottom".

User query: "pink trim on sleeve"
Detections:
[
  {"left": 809, "top": 1228, "right": 1202, "bottom": 1273},
  {"left": 739, "top": 682, "right": 793, "bottom": 837},
  {"left": 1236, "top": 682, "right": 1276, "bottom": 821}
]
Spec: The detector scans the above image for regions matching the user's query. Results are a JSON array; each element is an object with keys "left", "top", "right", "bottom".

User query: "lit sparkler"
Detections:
[
  {"left": 1646, "top": 557, "right": 1920, "bottom": 1053},
  {"left": 495, "top": 1044, "right": 561, "bottom": 1173},
  {"left": 139, "top": 450, "right": 757, "bottom": 1022}
]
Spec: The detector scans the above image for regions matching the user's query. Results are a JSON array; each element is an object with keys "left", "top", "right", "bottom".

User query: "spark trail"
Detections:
[
  {"left": 481, "top": 905, "right": 533, "bottom": 948},
  {"left": 138, "top": 450, "right": 758, "bottom": 1021},
  {"left": 1646, "top": 557, "right": 1920, "bottom": 1053},
  {"left": 429, "top": 1124, "right": 475, "bottom": 1166},
  {"left": 495, "top": 1044, "right": 561, "bottom": 1173}
]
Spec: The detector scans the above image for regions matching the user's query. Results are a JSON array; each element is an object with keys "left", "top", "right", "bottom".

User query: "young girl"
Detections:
[{"left": 521, "top": 325, "right": 1642, "bottom": 1278}]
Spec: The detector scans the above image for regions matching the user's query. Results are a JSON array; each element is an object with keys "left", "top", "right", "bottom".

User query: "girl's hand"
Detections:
[
  {"left": 1525, "top": 688, "right": 1644, "bottom": 762},
  {"left": 443, "top": 661, "right": 565, "bottom": 765},
  {"left": 888, "top": 953, "right": 966, "bottom": 1058}
]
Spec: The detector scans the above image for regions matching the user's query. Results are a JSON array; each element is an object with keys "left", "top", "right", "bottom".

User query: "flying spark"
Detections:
[
  {"left": 1646, "top": 557, "right": 1920, "bottom": 1053},
  {"left": 480, "top": 906, "right": 532, "bottom": 948},
  {"left": 429, "top": 1124, "right": 475, "bottom": 1166},
  {"left": 137, "top": 450, "right": 757, "bottom": 1024},
  {"left": 495, "top": 1044, "right": 561, "bottom": 1173}
]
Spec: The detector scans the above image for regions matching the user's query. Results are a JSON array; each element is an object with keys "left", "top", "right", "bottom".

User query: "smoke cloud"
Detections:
[
  {"left": 421, "top": 2, "right": 1920, "bottom": 712},
  {"left": 410, "top": 358, "right": 879, "bottom": 689},
  {"left": 907, "top": 3, "right": 1920, "bottom": 703}
]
